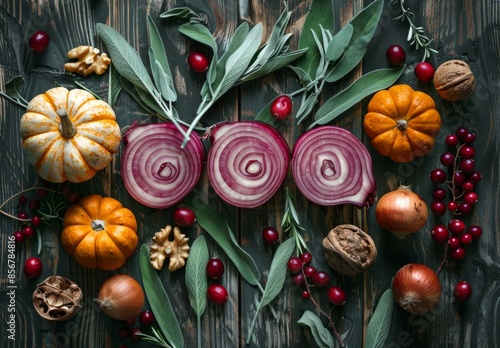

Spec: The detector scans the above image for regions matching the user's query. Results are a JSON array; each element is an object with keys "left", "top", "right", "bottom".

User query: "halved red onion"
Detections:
[
  {"left": 292, "top": 126, "right": 376, "bottom": 207},
  {"left": 121, "top": 122, "right": 205, "bottom": 209},
  {"left": 207, "top": 121, "right": 290, "bottom": 208}
]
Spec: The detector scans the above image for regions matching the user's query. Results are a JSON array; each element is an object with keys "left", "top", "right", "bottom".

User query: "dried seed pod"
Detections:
[
  {"left": 323, "top": 224, "right": 377, "bottom": 276},
  {"left": 433, "top": 60, "right": 475, "bottom": 101},
  {"left": 32, "top": 276, "right": 83, "bottom": 321}
]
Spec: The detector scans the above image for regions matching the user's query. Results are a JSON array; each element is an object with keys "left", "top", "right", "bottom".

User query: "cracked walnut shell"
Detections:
[
  {"left": 150, "top": 225, "right": 190, "bottom": 271},
  {"left": 64, "top": 46, "right": 111, "bottom": 76},
  {"left": 433, "top": 60, "right": 475, "bottom": 101},
  {"left": 323, "top": 224, "right": 377, "bottom": 276},
  {"left": 32, "top": 276, "right": 83, "bottom": 321}
]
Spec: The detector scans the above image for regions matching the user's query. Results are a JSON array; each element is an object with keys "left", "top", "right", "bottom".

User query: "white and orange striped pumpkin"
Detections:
[{"left": 20, "top": 87, "right": 121, "bottom": 183}]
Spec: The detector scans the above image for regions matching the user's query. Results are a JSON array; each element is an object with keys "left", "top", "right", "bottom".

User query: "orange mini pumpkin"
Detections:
[
  {"left": 363, "top": 84, "right": 441, "bottom": 163},
  {"left": 20, "top": 87, "right": 121, "bottom": 183},
  {"left": 61, "top": 194, "right": 138, "bottom": 270}
]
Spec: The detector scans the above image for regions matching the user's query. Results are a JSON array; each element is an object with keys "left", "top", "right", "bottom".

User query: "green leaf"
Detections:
[
  {"left": 150, "top": 52, "right": 177, "bottom": 101},
  {"left": 108, "top": 64, "right": 123, "bottom": 106},
  {"left": 183, "top": 194, "right": 261, "bottom": 286},
  {"left": 148, "top": 15, "right": 173, "bottom": 80},
  {"left": 325, "top": 0, "right": 384, "bottom": 83},
  {"left": 254, "top": 98, "right": 281, "bottom": 127},
  {"left": 246, "top": 238, "right": 296, "bottom": 343},
  {"left": 326, "top": 23, "right": 354, "bottom": 62},
  {"left": 240, "top": 49, "right": 307, "bottom": 82},
  {"left": 5, "top": 75, "right": 25, "bottom": 100},
  {"left": 140, "top": 245, "right": 184, "bottom": 348},
  {"left": 295, "top": 92, "right": 319, "bottom": 124},
  {"left": 160, "top": 7, "right": 198, "bottom": 19},
  {"left": 287, "top": 65, "right": 312, "bottom": 85},
  {"left": 311, "top": 66, "right": 405, "bottom": 127},
  {"left": 178, "top": 22, "right": 218, "bottom": 54},
  {"left": 365, "top": 289, "right": 394, "bottom": 348},
  {"left": 96, "top": 23, "right": 155, "bottom": 93},
  {"left": 185, "top": 235, "right": 209, "bottom": 317},
  {"left": 297, "top": 310, "right": 335, "bottom": 348},
  {"left": 295, "top": 0, "right": 334, "bottom": 79}
]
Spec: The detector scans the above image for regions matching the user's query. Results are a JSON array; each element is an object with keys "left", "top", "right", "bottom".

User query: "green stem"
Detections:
[
  {"left": 246, "top": 306, "right": 262, "bottom": 344},
  {"left": 257, "top": 283, "right": 277, "bottom": 318},
  {"left": 197, "top": 315, "right": 201, "bottom": 348},
  {"left": 181, "top": 98, "right": 215, "bottom": 148},
  {"left": 0, "top": 91, "right": 28, "bottom": 108}
]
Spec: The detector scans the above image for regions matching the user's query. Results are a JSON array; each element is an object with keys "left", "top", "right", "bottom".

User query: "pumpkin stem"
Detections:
[
  {"left": 58, "top": 110, "right": 77, "bottom": 138},
  {"left": 91, "top": 220, "right": 106, "bottom": 231},
  {"left": 396, "top": 119, "right": 408, "bottom": 130}
]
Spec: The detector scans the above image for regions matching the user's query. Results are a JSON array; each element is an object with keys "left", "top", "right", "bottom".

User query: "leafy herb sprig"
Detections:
[
  {"left": 365, "top": 289, "right": 394, "bottom": 348},
  {"left": 282, "top": 187, "right": 308, "bottom": 256},
  {"left": 390, "top": 0, "right": 438, "bottom": 61}
]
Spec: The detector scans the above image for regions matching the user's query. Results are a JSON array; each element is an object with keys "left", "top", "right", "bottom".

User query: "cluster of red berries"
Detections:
[
  {"left": 429, "top": 127, "right": 481, "bottom": 302},
  {"left": 117, "top": 310, "right": 156, "bottom": 345},
  {"left": 13, "top": 190, "right": 45, "bottom": 244},
  {"left": 386, "top": 44, "right": 435, "bottom": 82},
  {"left": 287, "top": 252, "right": 346, "bottom": 306},
  {"left": 206, "top": 257, "right": 229, "bottom": 304}
]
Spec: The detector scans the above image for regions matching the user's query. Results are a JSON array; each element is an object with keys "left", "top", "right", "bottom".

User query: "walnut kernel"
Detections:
[
  {"left": 150, "top": 225, "right": 190, "bottom": 271},
  {"left": 433, "top": 60, "right": 475, "bottom": 101},
  {"left": 64, "top": 45, "right": 111, "bottom": 76}
]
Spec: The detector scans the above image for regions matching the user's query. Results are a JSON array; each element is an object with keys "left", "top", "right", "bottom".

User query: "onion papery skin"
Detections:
[
  {"left": 392, "top": 263, "right": 442, "bottom": 314},
  {"left": 375, "top": 186, "right": 428, "bottom": 235},
  {"left": 207, "top": 121, "right": 290, "bottom": 208},
  {"left": 95, "top": 274, "right": 145, "bottom": 320},
  {"left": 291, "top": 126, "right": 377, "bottom": 207},
  {"left": 121, "top": 123, "right": 205, "bottom": 209}
]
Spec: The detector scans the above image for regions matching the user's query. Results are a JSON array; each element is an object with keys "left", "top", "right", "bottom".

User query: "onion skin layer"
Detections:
[
  {"left": 392, "top": 263, "right": 442, "bottom": 314},
  {"left": 121, "top": 123, "right": 205, "bottom": 209},
  {"left": 207, "top": 121, "right": 290, "bottom": 208},
  {"left": 292, "top": 126, "right": 376, "bottom": 207}
]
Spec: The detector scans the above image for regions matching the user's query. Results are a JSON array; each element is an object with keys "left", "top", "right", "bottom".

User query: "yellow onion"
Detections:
[
  {"left": 392, "top": 263, "right": 442, "bottom": 314},
  {"left": 375, "top": 185, "right": 428, "bottom": 235},
  {"left": 95, "top": 274, "right": 144, "bottom": 320}
]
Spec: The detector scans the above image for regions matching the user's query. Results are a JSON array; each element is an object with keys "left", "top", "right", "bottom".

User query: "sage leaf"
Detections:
[
  {"left": 148, "top": 15, "right": 173, "bottom": 80},
  {"left": 311, "top": 66, "right": 405, "bottom": 128},
  {"left": 120, "top": 77, "right": 158, "bottom": 116},
  {"left": 295, "top": 92, "right": 319, "bottom": 124},
  {"left": 152, "top": 55, "right": 177, "bottom": 102},
  {"left": 246, "top": 238, "right": 296, "bottom": 343},
  {"left": 5, "top": 75, "right": 25, "bottom": 101},
  {"left": 160, "top": 7, "right": 198, "bottom": 19},
  {"left": 96, "top": 23, "right": 155, "bottom": 93},
  {"left": 325, "top": 0, "right": 384, "bottom": 83},
  {"left": 185, "top": 235, "right": 208, "bottom": 317},
  {"left": 240, "top": 49, "right": 307, "bottom": 82},
  {"left": 295, "top": 0, "right": 334, "bottom": 79},
  {"left": 140, "top": 245, "right": 184, "bottom": 348},
  {"left": 108, "top": 64, "right": 122, "bottom": 106},
  {"left": 287, "top": 65, "right": 312, "bottom": 85},
  {"left": 178, "top": 22, "right": 218, "bottom": 54},
  {"left": 365, "top": 289, "right": 394, "bottom": 348},
  {"left": 183, "top": 194, "right": 261, "bottom": 287},
  {"left": 297, "top": 310, "right": 335, "bottom": 348},
  {"left": 326, "top": 23, "right": 354, "bottom": 63},
  {"left": 254, "top": 98, "right": 280, "bottom": 127}
]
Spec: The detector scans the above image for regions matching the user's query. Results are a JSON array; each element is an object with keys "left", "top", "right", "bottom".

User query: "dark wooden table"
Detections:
[{"left": 1, "top": 0, "right": 499, "bottom": 347}]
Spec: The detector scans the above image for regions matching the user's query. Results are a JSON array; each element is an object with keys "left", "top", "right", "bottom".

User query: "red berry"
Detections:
[
  {"left": 440, "top": 152, "right": 455, "bottom": 167},
  {"left": 448, "top": 236, "right": 460, "bottom": 249},
  {"left": 139, "top": 310, "right": 155, "bottom": 326},
  {"left": 37, "top": 188, "right": 48, "bottom": 198},
  {"left": 13, "top": 230, "right": 25, "bottom": 244},
  {"left": 463, "top": 132, "right": 476, "bottom": 144},
  {"left": 129, "top": 327, "right": 143, "bottom": 341},
  {"left": 386, "top": 45, "right": 406, "bottom": 66},
  {"left": 459, "top": 159, "right": 475, "bottom": 173},
  {"left": 430, "top": 168, "right": 447, "bottom": 184},
  {"left": 18, "top": 195, "right": 28, "bottom": 205},
  {"left": 458, "top": 202, "right": 472, "bottom": 215},
  {"left": 300, "top": 252, "right": 313, "bottom": 264},
  {"left": 414, "top": 62, "right": 435, "bottom": 82},
  {"left": 123, "top": 317, "right": 136, "bottom": 326},
  {"left": 327, "top": 286, "right": 347, "bottom": 306},
  {"left": 453, "top": 172, "right": 466, "bottom": 187},
  {"left": 448, "top": 219, "right": 466, "bottom": 235},
  {"left": 29, "top": 31, "right": 50, "bottom": 53},
  {"left": 460, "top": 233, "right": 473, "bottom": 246},
  {"left": 118, "top": 327, "right": 129, "bottom": 339},
  {"left": 31, "top": 215, "right": 42, "bottom": 227},
  {"left": 459, "top": 145, "right": 475, "bottom": 159},
  {"left": 206, "top": 258, "right": 225, "bottom": 279},
  {"left": 449, "top": 246, "right": 466, "bottom": 261},
  {"left": 207, "top": 284, "right": 229, "bottom": 304},
  {"left": 292, "top": 273, "right": 305, "bottom": 286},
  {"left": 467, "top": 171, "right": 482, "bottom": 183},
  {"left": 29, "top": 198, "right": 40, "bottom": 210},
  {"left": 173, "top": 207, "right": 196, "bottom": 227},
  {"left": 456, "top": 127, "right": 469, "bottom": 140},
  {"left": 301, "top": 290, "right": 311, "bottom": 299},
  {"left": 270, "top": 95, "right": 293, "bottom": 120},
  {"left": 445, "top": 134, "right": 459, "bottom": 147},
  {"left": 303, "top": 266, "right": 317, "bottom": 279},
  {"left": 467, "top": 225, "right": 483, "bottom": 240},
  {"left": 462, "top": 181, "right": 474, "bottom": 192},
  {"left": 187, "top": 51, "right": 209, "bottom": 73},
  {"left": 67, "top": 191, "right": 81, "bottom": 204},
  {"left": 431, "top": 201, "right": 447, "bottom": 216},
  {"left": 432, "top": 188, "right": 447, "bottom": 201},
  {"left": 447, "top": 201, "right": 458, "bottom": 213},
  {"left": 287, "top": 257, "right": 303, "bottom": 273},
  {"left": 17, "top": 211, "right": 29, "bottom": 220},
  {"left": 463, "top": 192, "right": 478, "bottom": 204},
  {"left": 24, "top": 256, "right": 43, "bottom": 279},
  {"left": 431, "top": 225, "right": 449, "bottom": 244},
  {"left": 262, "top": 227, "right": 280, "bottom": 245},
  {"left": 453, "top": 281, "right": 472, "bottom": 302},
  {"left": 22, "top": 226, "right": 35, "bottom": 238},
  {"left": 312, "top": 271, "right": 331, "bottom": 287}
]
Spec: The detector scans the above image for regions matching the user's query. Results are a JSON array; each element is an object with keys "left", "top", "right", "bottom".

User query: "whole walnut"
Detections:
[
  {"left": 323, "top": 224, "right": 377, "bottom": 276},
  {"left": 433, "top": 60, "right": 475, "bottom": 101}
]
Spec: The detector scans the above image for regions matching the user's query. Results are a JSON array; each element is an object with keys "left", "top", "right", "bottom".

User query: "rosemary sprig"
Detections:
[
  {"left": 390, "top": 0, "right": 438, "bottom": 61},
  {"left": 136, "top": 327, "right": 172, "bottom": 348},
  {"left": 281, "top": 187, "right": 309, "bottom": 256}
]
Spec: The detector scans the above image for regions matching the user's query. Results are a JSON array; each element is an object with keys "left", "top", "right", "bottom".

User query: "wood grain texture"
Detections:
[{"left": 1, "top": 0, "right": 499, "bottom": 347}]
